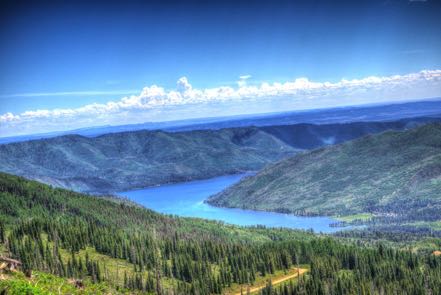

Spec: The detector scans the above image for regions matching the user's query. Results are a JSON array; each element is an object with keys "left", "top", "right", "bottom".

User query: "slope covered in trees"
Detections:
[
  {"left": 0, "top": 117, "right": 437, "bottom": 194},
  {"left": 207, "top": 123, "right": 441, "bottom": 221},
  {"left": 1, "top": 173, "right": 441, "bottom": 294},
  {"left": 0, "top": 127, "right": 297, "bottom": 193}
]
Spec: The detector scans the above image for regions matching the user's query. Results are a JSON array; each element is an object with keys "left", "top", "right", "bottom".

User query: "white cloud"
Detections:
[
  {"left": 237, "top": 75, "right": 252, "bottom": 87},
  {"left": 239, "top": 75, "right": 252, "bottom": 80},
  {"left": 177, "top": 76, "right": 192, "bottom": 93},
  {"left": 1, "top": 69, "right": 441, "bottom": 137}
]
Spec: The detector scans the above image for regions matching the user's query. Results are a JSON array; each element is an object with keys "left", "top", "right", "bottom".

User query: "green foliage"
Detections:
[
  {"left": 0, "top": 271, "right": 123, "bottom": 295},
  {"left": 208, "top": 123, "right": 441, "bottom": 221}
]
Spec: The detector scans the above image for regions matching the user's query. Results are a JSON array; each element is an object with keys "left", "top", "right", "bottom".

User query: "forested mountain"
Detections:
[
  {"left": 0, "top": 128, "right": 297, "bottom": 193},
  {"left": 207, "top": 123, "right": 441, "bottom": 222},
  {"left": 1, "top": 172, "right": 441, "bottom": 294},
  {"left": 1, "top": 117, "right": 438, "bottom": 194}
]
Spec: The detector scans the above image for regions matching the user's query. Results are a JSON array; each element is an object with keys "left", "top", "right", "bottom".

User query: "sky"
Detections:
[{"left": 1, "top": 0, "right": 441, "bottom": 137}]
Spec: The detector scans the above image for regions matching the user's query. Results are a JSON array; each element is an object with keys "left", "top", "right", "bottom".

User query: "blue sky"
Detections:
[{"left": 1, "top": 0, "right": 441, "bottom": 136}]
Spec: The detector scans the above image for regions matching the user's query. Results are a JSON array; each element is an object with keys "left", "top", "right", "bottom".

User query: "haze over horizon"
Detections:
[{"left": 1, "top": 0, "right": 441, "bottom": 137}]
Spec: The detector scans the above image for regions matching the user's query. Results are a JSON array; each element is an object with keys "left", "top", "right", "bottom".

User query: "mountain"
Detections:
[
  {"left": 1, "top": 172, "right": 441, "bottom": 294},
  {"left": 207, "top": 123, "right": 441, "bottom": 220},
  {"left": 1, "top": 98, "right": 440, "bottom": 145},
  {"left": 1, "top": 117, "right": 440, "bottom": 194},
  {"left": 0, "top": 127, "right": 297, "bottom": 193}
]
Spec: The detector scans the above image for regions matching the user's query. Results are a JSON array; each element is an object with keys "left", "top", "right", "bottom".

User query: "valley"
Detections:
[
  {"left": 118, "top": 174, "right": 341, "bottom": 233},
  {"left": 1, "top": 112, "right": 440, "bottom": 235},
  {"left": 1, "top": 117, "right": 441, "bottom": 294}
]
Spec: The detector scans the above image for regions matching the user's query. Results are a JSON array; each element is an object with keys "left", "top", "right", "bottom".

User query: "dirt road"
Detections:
[{"left": 232, "top": 268, "right": 307, "bottom": 295}]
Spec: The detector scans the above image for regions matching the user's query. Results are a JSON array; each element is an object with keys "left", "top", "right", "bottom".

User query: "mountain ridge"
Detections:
[{"left": 0, "top": 127, "right": 297, "bottom": 193}]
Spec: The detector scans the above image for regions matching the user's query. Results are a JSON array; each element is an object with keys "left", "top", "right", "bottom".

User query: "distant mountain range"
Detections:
[
  {"left": 207, "top": 123, "right": 441, "bottom": 222},
  {"left": 1, "top": 98, "right": 441, "bottom": 144},
  {"left": 1, "top": 115, "right": 440, "bottom": 193}
]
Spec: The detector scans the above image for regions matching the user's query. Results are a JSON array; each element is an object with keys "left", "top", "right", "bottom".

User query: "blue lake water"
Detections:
[{"left": 118, "top": 174, "right": 341, "bottom": 233}]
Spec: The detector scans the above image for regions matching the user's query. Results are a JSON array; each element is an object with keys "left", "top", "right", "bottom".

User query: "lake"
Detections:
[{"left": 118, "top": 174, "right": 342, "bottom": 233}]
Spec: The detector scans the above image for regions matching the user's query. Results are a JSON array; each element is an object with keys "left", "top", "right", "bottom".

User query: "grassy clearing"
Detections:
[
  {"left": 335, "top": 213, "right": 374, "bottom": 222},
  {"left": 58, "top": 246, "right": 137, "bottom": 285},
  {"left": 58, "top": 245, "right": 181, "bottom": 291}
]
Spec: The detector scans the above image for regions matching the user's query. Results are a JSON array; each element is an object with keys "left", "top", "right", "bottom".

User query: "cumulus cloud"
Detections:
[
  {"left": 1, "top": 69, "right": 441, "bottom": 137},
  {"left": 177, "top": 77, "right": 192, "bottom": 93}
]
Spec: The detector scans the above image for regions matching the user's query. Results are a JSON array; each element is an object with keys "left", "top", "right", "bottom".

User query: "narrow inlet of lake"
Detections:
[{"left": 118, "top": 174, "right": 342, "bottom": 233}]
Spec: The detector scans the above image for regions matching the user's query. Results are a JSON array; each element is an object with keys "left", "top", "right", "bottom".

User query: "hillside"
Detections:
[
  {"left": 0, "top": 117, "right": 436, "bottom": 193},
  {"left": 207, "top": 123, "right": 441, "bottom": 220},
  {"left": 1, "top": 173, "right": 441, "bottom": 294},
  {"left": 0, "top": 172, "right": 310, "bottom": 294},
  {"left": 0, "top": 127, "right": 297, "bottom": 193}
]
